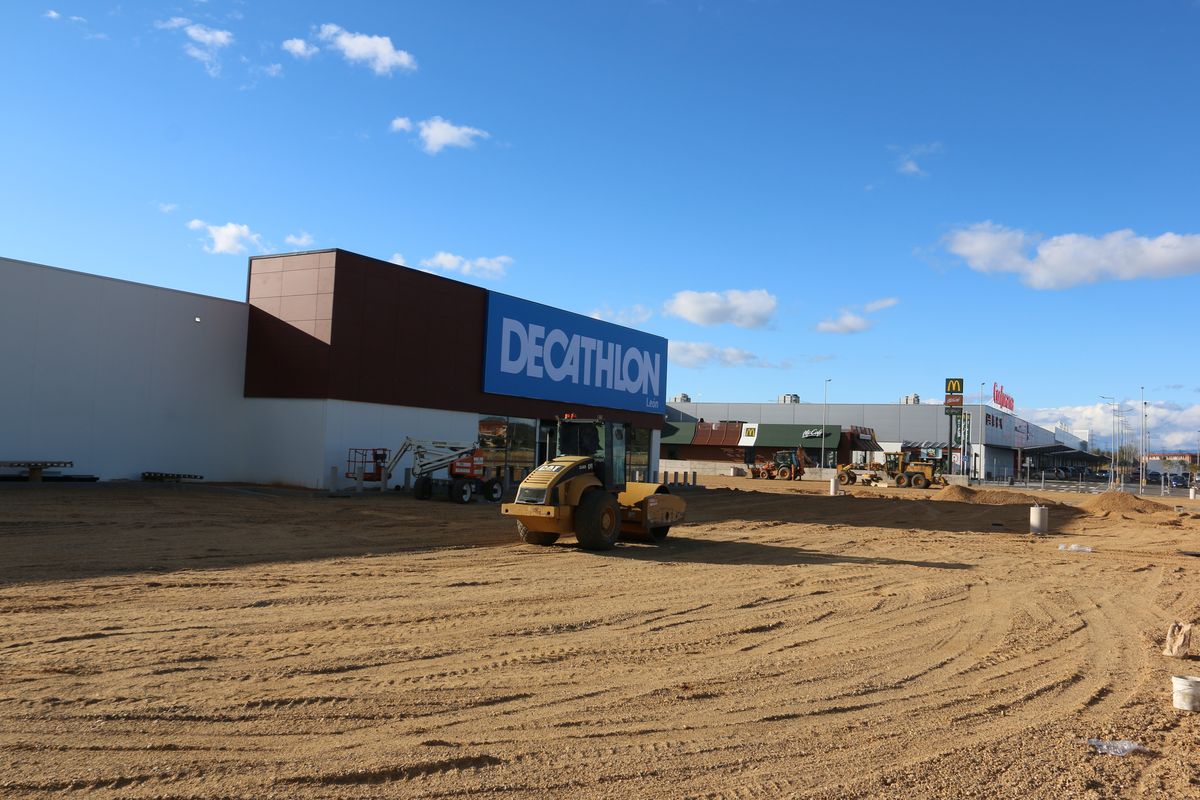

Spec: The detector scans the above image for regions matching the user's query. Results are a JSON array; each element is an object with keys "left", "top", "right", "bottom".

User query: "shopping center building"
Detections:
[
  {"left": 0, "top": 250, "right": 666, "bottom": 488},
  {"left": 663, "top": 397, "right": 1098, "bottom": 480}
]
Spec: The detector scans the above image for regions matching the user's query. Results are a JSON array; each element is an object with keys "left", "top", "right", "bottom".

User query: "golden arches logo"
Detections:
[{"left": 945, "top": 378, "right": 964, "bottom": 393}]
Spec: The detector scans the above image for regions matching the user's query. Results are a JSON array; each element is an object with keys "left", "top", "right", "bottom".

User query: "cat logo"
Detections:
[{"left": 945, "top": 377, "right": 964, "bottom": 394}]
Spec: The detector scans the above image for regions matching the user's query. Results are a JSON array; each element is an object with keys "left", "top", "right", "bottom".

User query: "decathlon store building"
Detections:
[{"left": 0, "top": 250, "right": 667, "bottom": 488}]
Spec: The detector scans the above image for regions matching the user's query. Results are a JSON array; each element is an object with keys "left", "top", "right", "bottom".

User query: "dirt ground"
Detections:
[{"left": 2, "top": 478, "right": 1199, "bottom": 799}]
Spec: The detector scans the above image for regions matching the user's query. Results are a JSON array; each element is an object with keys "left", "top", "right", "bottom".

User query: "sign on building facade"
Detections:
[{"left": 483, "top": 292, "right": 668, "bottom": 414}]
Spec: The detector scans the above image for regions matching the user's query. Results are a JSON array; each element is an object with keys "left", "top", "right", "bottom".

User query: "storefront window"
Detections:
[
  {"left": 506, "top": 418, "right": 537, "bottom": 470},
  {"left": 627, "top": 427, "right": 650, "bottom": 479},
  {"left": 477, "top": 416, "right": 508, "bottom": 471},
  {"left": 477, "top": 415, "right": 538, "bottom": 477}
]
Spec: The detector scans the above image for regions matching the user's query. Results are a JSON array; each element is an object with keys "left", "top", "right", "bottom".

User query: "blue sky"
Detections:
[{"left": 4, "top": 1, "right": 1200, "bottom": 449}]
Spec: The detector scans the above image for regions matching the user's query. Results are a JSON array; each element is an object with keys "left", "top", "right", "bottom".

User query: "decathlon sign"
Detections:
[{"left": 483, "top": 292, "right": 667, "bottom": 413}]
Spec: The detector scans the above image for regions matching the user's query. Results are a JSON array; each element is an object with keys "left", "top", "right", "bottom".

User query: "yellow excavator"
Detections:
[{"left": 501, "top": 416, "right": 686, "bottom": 550}]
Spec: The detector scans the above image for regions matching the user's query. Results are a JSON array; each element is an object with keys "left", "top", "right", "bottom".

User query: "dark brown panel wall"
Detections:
[{"left": 245, "top": 250, "right": 663, "bottom": 429}]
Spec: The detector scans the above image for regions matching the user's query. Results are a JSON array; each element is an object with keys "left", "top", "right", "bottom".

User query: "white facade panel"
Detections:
[
  {"left": 239, "top": 398, "right": 329, "bottom": 488},
  {"left": 0, "top": 257, "right": 255, "bottom": 482}
]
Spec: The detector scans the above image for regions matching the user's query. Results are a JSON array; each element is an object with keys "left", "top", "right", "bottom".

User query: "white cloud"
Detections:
[
  {"left": 187, "top": 219, "right": 263, "bottom": 255},
  {"left": 317, "top": 23, "right": 416, "bottom": 75},
  {"left": 263, "top": 63, "right": 283, "bottom": 78},
  {"left": 816, "top": 296, "right": 898, "bottom": 333},
  {"left": 815, "top": 311, "right": 870, "bottom": 334},
  {"left": 68, "top": 15, "right": 85, "bottom": 22},
  {"left": 419, "top": 251, "right": 511, "bottom": 279},
  {"left": 158, "top": 202, "right": 178, "bottom": 213},
  {"left": 389, "top": 116, "right": 412, "bottom": 133},
  {"left": 184, "top": 44, "right": 222, "bottom": 75},
  {"left": 44, "top": 10, "right": 60, "bottom": 19},
  {"left": 944, "top": 221, "right": 1200, "bottom": 290},
  {"left": 158, "top": 20, "right": 233, "bottom": 76},
  {"left": 590, "top": 305, "right": 654, "bottom": 327},
  {"left": 389, "top": 253, "right": 406, "bottom": 266},
  {"left": 668, "top": 341, "right": 781, "bottom": 369},
  {"left": 1023, "top": 401, "right": 1200, "bottom": 452},
  {"left": 662, "top": 289, "right": 777, "bottom": 328},
  {"left": 284, "top": 231, "right": 313, "bottom": 247},
  {"left": 893, "top": 142, "right": 942, "bottom": 177},
  {"left": 282, "top": 38, "right": 318, "bottom": 58},
  {"left": 864, "top": 296, "right": 899, "bottom": 312},
  {"left": 185, "top": 24, "right": 232, "bottom": 48},
  {"left": 417, "top": 116, "right": 488, "bottom": 154}
]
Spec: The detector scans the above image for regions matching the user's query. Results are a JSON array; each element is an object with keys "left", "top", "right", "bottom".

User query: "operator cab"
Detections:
[{"left": 556, "top": 417, "right": 627, "bottom": 490}]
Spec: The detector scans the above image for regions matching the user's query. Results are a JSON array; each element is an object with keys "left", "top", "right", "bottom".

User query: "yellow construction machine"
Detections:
[
  {"left": 884, "top": 453, "right": 947, "bottom": 489},
  {"left": 501, "top": 416, "right": 686, "bottom": 550}
]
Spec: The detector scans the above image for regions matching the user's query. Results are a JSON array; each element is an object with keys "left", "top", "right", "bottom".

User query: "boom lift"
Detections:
[
  {"left": 501, "top": 416, "right": 686, "bottom": 550},
  {"left": 384, "top": 438, "right": 503, "bottom": 503}
]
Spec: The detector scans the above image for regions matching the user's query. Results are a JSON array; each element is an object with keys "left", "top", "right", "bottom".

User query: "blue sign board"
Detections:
[{"left": 483, "top": 292, "right": 667, "bottom": 414}]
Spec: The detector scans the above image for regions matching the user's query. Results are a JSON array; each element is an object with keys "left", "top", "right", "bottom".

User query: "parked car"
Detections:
[
  {"left": 1147, "top": 471, "right": 1162, "bottom": 484},
  {"left": 1170, "top": 474, "right": 1190, "bottom": 488}
]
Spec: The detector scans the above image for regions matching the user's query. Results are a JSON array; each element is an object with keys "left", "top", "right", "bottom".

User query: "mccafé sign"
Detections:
[{"left": 992, "top": 382, "right": 1014, "bottom": 411}]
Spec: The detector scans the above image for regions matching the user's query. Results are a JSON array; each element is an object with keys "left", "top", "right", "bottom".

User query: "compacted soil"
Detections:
[{"left": 1, "top": 480, "right": 1198, "bottom": 798}]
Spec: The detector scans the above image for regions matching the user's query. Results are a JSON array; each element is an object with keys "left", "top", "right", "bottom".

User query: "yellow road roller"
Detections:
[{"left": 501, "top": 417, "right": 686, "bottom": 550}]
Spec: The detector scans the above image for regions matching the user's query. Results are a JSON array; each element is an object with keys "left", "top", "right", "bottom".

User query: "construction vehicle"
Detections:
[
  {"left": 501, "top": 416, "right": 686, "bottom": 550},
  {"left": 883, "top": 453, "right": 947, "bottom": 489},
  {"left": 347, "top": 438, "right": 503, "bottom": 503},
  {"left": 837, "top": 464, "right": 886, "bottom": 486},
  {"left": 750, "top": 449, "right": 805, "bottom": 480}
]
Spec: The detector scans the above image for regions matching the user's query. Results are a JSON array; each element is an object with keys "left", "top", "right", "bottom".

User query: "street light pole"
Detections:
[
  {"left": 821, "top": 378, "right": 831, "bottom": 472},
  {"left": 1140, "top": 386, "right": 1145, "bottom": 495},
  {"left": 1100, "top": 395, "right": 1114, "bottom": 490},
  {"left": 979, "top": 382, "right": 986, "bottom": 482}
]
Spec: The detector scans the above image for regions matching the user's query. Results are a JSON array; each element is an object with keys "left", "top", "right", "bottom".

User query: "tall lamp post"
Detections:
[
  {"left": 1139, "top": 387, "right": 1145, "bottom": 495},
  {"left": 978, "top": 382, "right": 985, "bottom": 482},
  {"left": 821, "top": 378, "right": 831, "bottom": 472},
  {"left": 1100, "top": 395, "right": 1115, "bottom": 489},
  {"left": 1137, "top": 388, "right": 1147, "bottom": 494}
]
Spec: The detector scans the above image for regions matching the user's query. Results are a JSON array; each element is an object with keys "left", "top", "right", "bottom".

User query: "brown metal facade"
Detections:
[{"left": 244, "top": 249, "right": 663, "bottom": 429}]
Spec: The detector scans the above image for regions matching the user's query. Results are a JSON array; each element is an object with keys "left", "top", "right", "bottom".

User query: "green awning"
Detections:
[
  {"left": 754, "top": 424, "right": 839, "bottom": 448},
  {"left": 661, "top": 421, "right": 697, "bottom": 445}
]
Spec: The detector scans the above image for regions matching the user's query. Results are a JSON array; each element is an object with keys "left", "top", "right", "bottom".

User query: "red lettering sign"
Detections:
[{"left": 992, "top": 382, "right": 1014, "bottom": 411}]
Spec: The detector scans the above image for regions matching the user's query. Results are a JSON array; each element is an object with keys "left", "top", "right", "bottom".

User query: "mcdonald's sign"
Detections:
[{"left": 945, "top": 377, "right": 964, "bottom": 394}]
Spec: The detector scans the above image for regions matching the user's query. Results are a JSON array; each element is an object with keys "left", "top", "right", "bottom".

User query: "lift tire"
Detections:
[
  {"left": 777, "top": 466, "right": 792, "bottom": 481},
  {"left": 450, "top": 478, "right": 472, "bottom": 504},
  {"left": 650, "top": 526, "right": 671, "bottom": 541},
  {"left": 482, "top": 478, "right": 503, "bottom": 503},
  {"left": 413, "top": 476, "right": 433, "bottom": 500},
  {"left": 838, "top": 472, "right": 851, "bottom": 485},
  {"left": 848, "top": 472, "right": 858, "bottom": 484},
  {"left": 911, "top": 473, "right": 930, "bottom": 490},
  {"left": 574, "top": 490, "right": 620, "bottom": 550},
  {"left": 517, "top": 520, "right": 559, "bottom": 546},
  {"left": 895, "top": 473, "right": 910, "bottom": 488}
]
